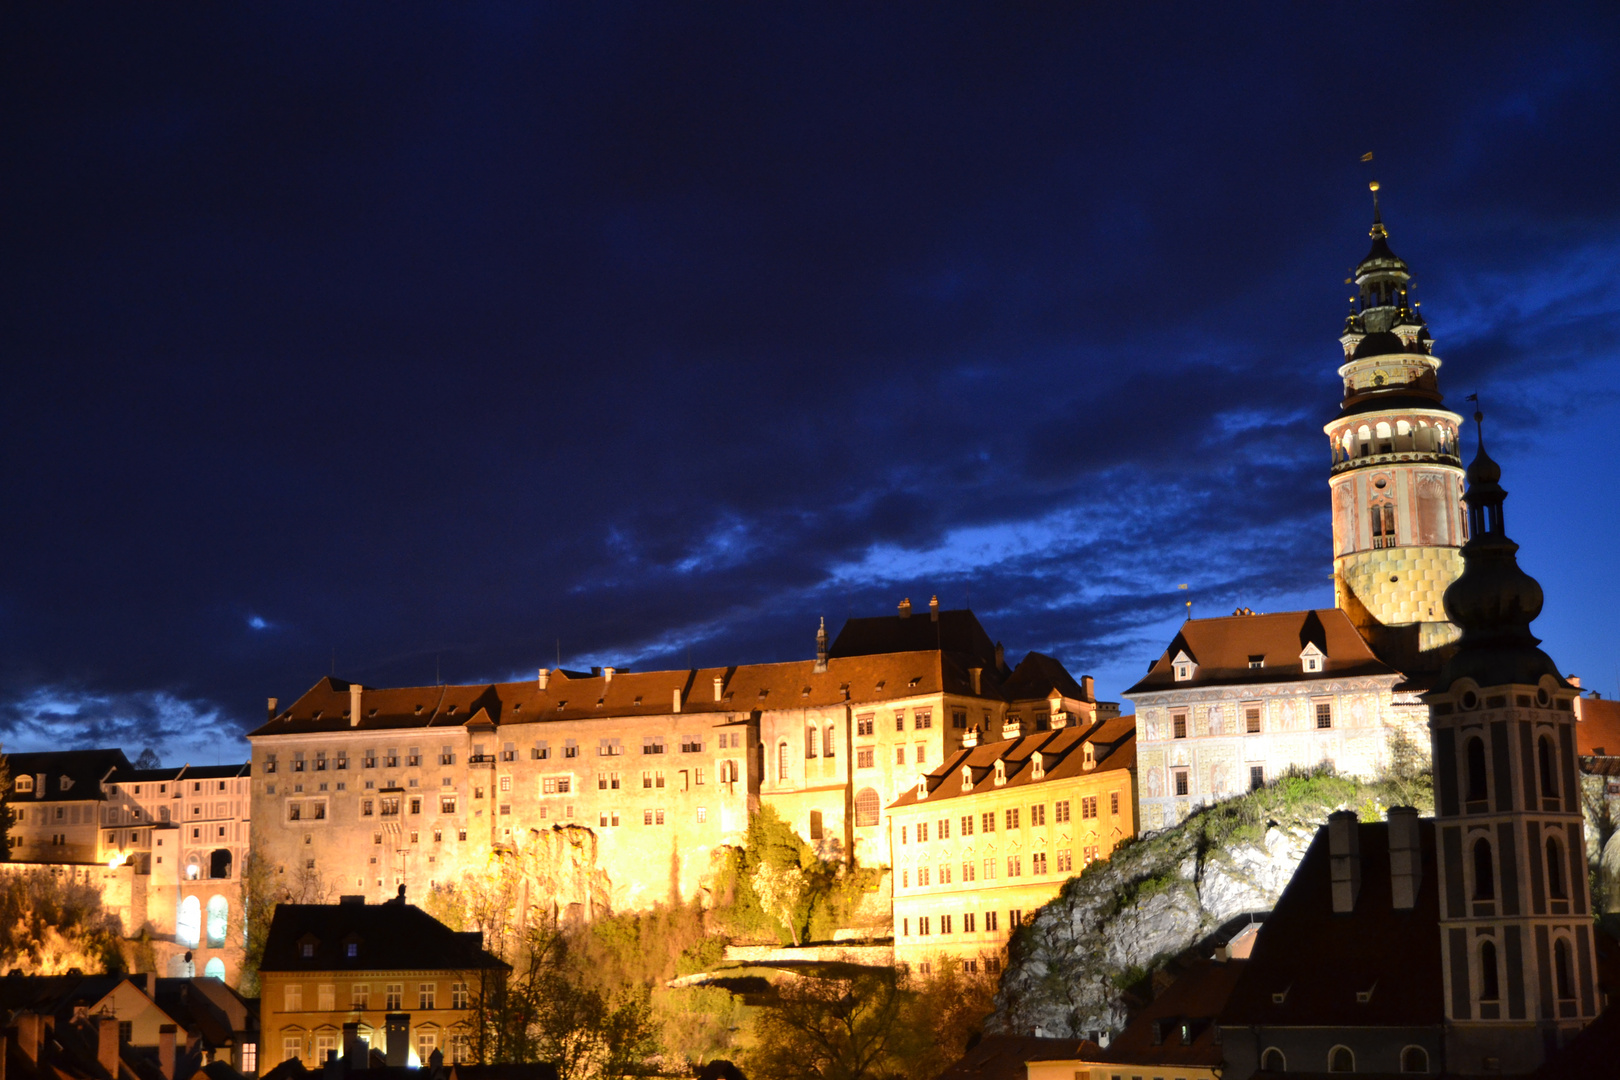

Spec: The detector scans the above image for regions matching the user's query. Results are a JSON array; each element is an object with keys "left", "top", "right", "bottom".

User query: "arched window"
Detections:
[
  {"left": 854, "top": 788, "right": 880, "bottom": 828},
  {"left": 824, "top": 725, "right": 835, "bottom": 758},
  {"left": 1547, "top": 837, "right": 1567, "bottom": 899},
  {"left": 1465, "top": 738, "right": 1488, "bottom": 802},
  {"left": 777, "top": 742, "right": 790, "bottom": 782},
  {"left": 1554, "top": 938, "right": 1575, "bottom": 1000},
  {"left": 178, "top": 896, "right": 201, "bottom": 948},
  {"left": 210, "top": 848, "right": 233, "bottom": 879},
  {"left": 1479, "top": 940, "right": 1500, "bottom": 1001},
  {"left": 206, "top": 895, "right": 229, "bottom": 948},
  {"left": 806, "top": 727, "right": 818, "bottom": 759},
  {"left": 1539, "top": 737, "right": 1558, "bottom": 802},
  {"left": 1329, "top": 1045, "right": 1355, "bottom": 1072},
  {"left": 1400, "top": 1045, "right": 1429, "bottom": 1073},
  {"left": 1371, "top": 500, "right": 1396, "bottom": 547},
  {"left": 203, "top": 957, "right": 226, "bottom": 980},
  {"left": 1260, "top": 1048, "right": 1286, "bottom": 1071},
  {"left": 1472, "top": 838, "right": 1495, "bottom": 901}
]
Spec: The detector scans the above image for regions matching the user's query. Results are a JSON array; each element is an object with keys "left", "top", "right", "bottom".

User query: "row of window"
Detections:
[
  {"left": 900, "top": 796, "right": 1120, "bottom": 843},
  {"left": 1161, "top": 765, "right": 1268, "bottom": 799},
  {"left": 900, "top": 848, "right": 1101, "bottom": 887},
  {"left": 1167, "top": 704, "right": 1329, "bottom": 737},
  {"left": 901, "top": 909, "right": 1022, "bottom": 936},
  {"left": 284, "top": 1028, "right": 467, "bottom": 1068},
  {"left": 283, "top": 981, "right": 469, "bottom": 1012},
  {"left": 1461, "top": 731, "right": 1563, "bottom": 808},
  {"left": 266, "top": 734, "right": 748, "bottom": 774},
  {"left": 1468, "top": 831, "right": 1572, "bottom": 905},
  {"left": 1256, "top": 1044, "right": 1429, "bottom": 1074}
]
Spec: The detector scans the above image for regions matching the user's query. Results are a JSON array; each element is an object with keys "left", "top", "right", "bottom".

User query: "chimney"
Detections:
[
  {"left": 1388, "top": 806, "right": 1422, "bottom": 910},
  {"left": 158, "top": 1024, "right": 177, "bottom": 1080},
  {"left": 814, "top": 617, "right": 828, "bottom": 674},
  {"left": 602, "top": 666, "right": 615, "bottom": 684},
  {"left": 713, "top": 676, "right": 723, "bottom": 702},
  {"left": 672, "top": 688, "right": 683, "bottom": 714},
  {"left": 929, "top": 595, "right": 939, "bottom": 622},
  {"left": 349, "top": 683, "right": 363, "bottom": 728},
  {"left": 1328, "top": 810, "right": 1362, "bottom": 913},
  {"left": 1081, "top": 675, "right": 1095, "bottom": 701},
  {"left": 96, "top": 1014, "right": 119, "bottom": 1077},
  {"left": 898, "top": 597, "right": 911, "bottom": 619},
  {"left": 385, "top": 1014, "right": 410, "bottom": 1067},
  {"left": 343, "top": 1022, "right": 367, "bottom": 1066},
  {"left": 969, "top": 667, "right": 982, "bottom": 695},
  {"left": 267, "top": 697, "right": 279, "bottom": 720},
  {"left": 538, "top": 668, "right": 550, "bottom": 690},
  {"left": 15, "top": 1013, "right": 41, "bottom": 1065}
]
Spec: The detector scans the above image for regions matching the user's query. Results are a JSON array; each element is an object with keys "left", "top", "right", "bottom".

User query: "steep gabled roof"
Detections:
[
  {"left": 1126, "top": 609, "right": 1396, "bottom": 695},
  {"left": 888, "top": 714, "right": 1136, "bottom": 809},
  {"left": 1088, "top": 957, "right": 1246, "bottom": 1069},
  {"left": 258, "top": 898, "right": 508, "bottom": 974},
  {"left": 1001, "top": 651, "right": 1090, "bottom": 704},
  {"left": 1221, "top": 819, "right": 1443, "bottom": 1028},
  {"left": 828, "top": 607, "right": 999, "bottom": 670}
]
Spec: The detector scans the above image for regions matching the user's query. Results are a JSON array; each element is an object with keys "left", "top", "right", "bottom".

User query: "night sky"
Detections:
[{"left": 4, "top": 5, "right": 1618, "bottom": 766}]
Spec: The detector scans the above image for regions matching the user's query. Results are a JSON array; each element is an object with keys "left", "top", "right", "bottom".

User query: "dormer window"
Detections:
[
  {"left": 301, "top": 943, "right": 315, "bottom": 958},
  {"left": 1082, "top": 743, "right": 1096, "bottom": 771},
  {"left": 993, "top": 760, "right": 1007, "bottom": 787},
  {"left": 1248, "top": 655, "right": 1265, "bottom": 669},
  {"left": 1171, "top": 651, "right": 1195, "bottom": 682},
  {"left": 961, "top": 765, "right": 974, "bottom": 792},
  {"left": 1300, "top": 642, "right": 1326, "bottom": 674},
  {"left": 1031, "top": 753, "right": 1045, "bottom": 781},
  {"left": 14, "top": 776, "right": 33, "bottom": 794},
  {"left": 917, "top": 776, "right": 929, "bottom": 799}
]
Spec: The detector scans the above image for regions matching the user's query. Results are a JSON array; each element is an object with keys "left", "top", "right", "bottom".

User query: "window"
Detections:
[
  {"left": 1465, "top": 737, "right": 1488, "bottom": 802},
  {"left": 241, "top": 1044, "right": 257, "bottom": 1073},
  {"left": 1250, "top": 765, "right": 1265, "bottom": 791},
  {"left": 824, "top": 726, "right": 835, "bottom": 757},
  {"left": 858, "top": 748, "right": 874, "bottom": 769},
  {"left": 284, "top": 984, "right": 303, "bottom": 1011},
  {"left": 420, "top": 983, "right": 436, "bottom": 1009},
  {"left": 961, "top": 814, "right": 974, "bottom": 835},
  {"left": 1174, "top": 769, "right": 1189, "bottom": 797},
  {"left": 895, "top": 746, "right": 906, "bottom": 765},
  {"left": 1081, "top": 796, "right": 1097, "bottom": 819},
  {"left": 1547, "top": 837, "right": 1567, "bottom": 899},
  {"left": 352, "top": 985, "right": 370, "bottom": 1009},
  {"left": 118, "top": 1020, "right": 133, "bottom": 1043},
  {"left": 1472, "top": 838, "right": 1495, "bottom": 900},
  {"left": 440, "top": 796, "right": 456, "bottom": 814},
  {"left": 1005, "top": 808, "right": 1019, "bottom": 830},
  {"left": 1030, "top": 804, "right": 1045, "bottom": 826},
  {"left": 679, "top": 737, "right": 703, "bottom": 753},
  {"left": 695, "top": 767, "right": 704, "bottom": 785},
  {"left": 1172, "top": 713, "right": 1187, "bottom": 739},
  {"left": 985, "top": 910, "right": 998, "bottom": 932},
  {"left": 1539, "top": 736, "right": 1559, "bottom": 803},
  {"left": 855, "top": 788, "right": 880, "bottom": 827},
  {"left": 983, "top": 857, "right": 996, "bottom": 880},
  {"left": 1009, "top": 909, "right": 1022, "bottom": 927},
  {"left": 386, "top": 984, "right": 403, "bottom": 1010},
  {"left": 1371, "top": 500, "right": 1396, "bottom": 547},
  {"left": 318, "top": 984, "right": 336, "bottom": 1011},
  {"left": 655, "top": 771, "right": 665, "bottom": 789},
  {"left": 409, "top": 797, "right": 421, "bottom": 814},
  {"left": 857, "top": 713, "right": 874, "bottom": 736},
  {"left": 1248, "top": 655, "right": 1264, "bottom": 669},
  {"left": 1479, "top": 940, "right": 1500, "bottom": 1001},
  {"left": 1315, "top": 702, "right": 1333, "bottom": 729},
  {"left": 1555, "top": 938, "right": 1575, "bottom": 1000},
  {"left": 533, "top": 745, "right": 550, "bottom": 760},
  {"left": 901, "top": 870, "right": 908, "bottom": 888},
  {"left": 1057, "top": 850, "right": 1072, "bottom": 873},
  {"left": 1246, "top": 707, "right": 1261, "bottom": 733},
  {"left": 1173, "top": 661, "right": 1192, "bottom": 681},
  {"left": 779, "top": 742, "right": 790, "bottom": 780},
  {"left": 1053, "top": 800, "right": 1069, "bottom": 823},
  {"left": 919, "top": 866, "right": 930, "bottom": 886},
  {"left": 696, "top": 807, "right": 707, "bottom": 823},
  {"left": 1400, "top": 1046, "right": 1429, "bottom": 1073},
  {"left": 451, "top": 1034, "right": 470, "bottom": 1064},
  {"left": 1032, "top": 852, "right": 1048, "bottom": 875},
  {"left": 894, "top": 711, "right": 906, "bottom": 731},
  {"left": 918, "top": 916, "right": 930, "bottom": 935},
  {"left": 982, "top": 811, "right": 995, "bottom": 832},
  {"left": 963, "top": 912, "right": 976, "bottom": 932},
  {"left": 416, "top": 1031, "right": 437, "bottom": 1064},
  {"left": 499, "top": 775, "right": 511, "bottom": 792},
  {"left": 451, "top": 981, "right": 469, "bottom": 1008},
  {"left": 284, "top": 1037, "right": 303, "bottom": 1065},
  {"left": 1007, "top": 855, "right": 1021, "bottom": 877},
  {"left": 938, "top": 817, "right": 950, "bottom": 839},
  {"left": 953, "top": 710, "right": 967, "bottom": 729},
  {"left": 806, "top": 727, "right": 819, "bottom": 758},
  {"left": 915, "top": 711, "right": 932, "bottom": 730},
  {"left": 1110, "top": 792, "right": 1119, "bottom": 815},
  {"left": 962, "top": 860, "right": 975, "bottom": 882},
  {"left": 564, "top": 743, "right": 579, "bottom": 759},
  {"left": 1329, "top": 1045, "right": 1355, "bottom": 1072}
]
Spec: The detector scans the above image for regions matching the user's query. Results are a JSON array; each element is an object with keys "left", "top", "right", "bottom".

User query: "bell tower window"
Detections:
[
  {"left": 1371, "top": 500, "right": 1396, "bottom": 548},
  {"left": 1471, "top": 839, "right": 1495, "bottom": 901},
  {"left": 1464, "top": 738, "right": 1488, "bottom": 805}
]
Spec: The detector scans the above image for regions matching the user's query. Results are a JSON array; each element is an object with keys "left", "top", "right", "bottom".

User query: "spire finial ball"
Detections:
[{"left": 1369, "top": 180, "right": 1380, "bottom": 192}]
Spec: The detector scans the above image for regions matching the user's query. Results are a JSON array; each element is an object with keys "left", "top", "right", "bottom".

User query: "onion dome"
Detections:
[
  {"left": 1440, "top": 410, "right": 1565, "bottom": 688},
  {"left": 1352, "top": 330, "right": 1407, "bottom": 359}
]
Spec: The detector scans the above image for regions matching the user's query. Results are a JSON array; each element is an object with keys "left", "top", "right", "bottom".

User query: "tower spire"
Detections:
[{"left": 1369, "top": 180, "right": 1386, "bottom": 238}]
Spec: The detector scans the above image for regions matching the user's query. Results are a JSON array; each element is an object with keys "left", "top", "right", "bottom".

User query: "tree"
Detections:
[
  {"left": 0, "top": 868, "right": 124, "bottom": 974},
  {"left": 747, "top": 970, "right": 914, "bottom": 1080},
  {"left": 0, "top": 747, "right": 12, "bottom": 861},
  {"left": 751, "top": 861, "right": 809, "bottom": 946},
  {"left": 238, "top": 847, "right": 331, "bottom": 995},
  {"left": 133, "top": 747, "right": 162, "bottom": 771}
]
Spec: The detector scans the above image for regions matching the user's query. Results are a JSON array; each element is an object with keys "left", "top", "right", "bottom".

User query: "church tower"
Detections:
[
  {"left": 1325, "top": 184, "right": 1466, "bottom": 671},
  {"left": 1427, "top": 415, "right": 1598, "bottom": 1072}
]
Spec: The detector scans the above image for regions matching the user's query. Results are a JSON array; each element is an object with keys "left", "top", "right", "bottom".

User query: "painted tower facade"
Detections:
[
  {"left": 1326, "top": 185, "right": 1466, "bottom": 672},
  {"left": 1427, "top": 417, "right": 1599, "bottom": 1072}
]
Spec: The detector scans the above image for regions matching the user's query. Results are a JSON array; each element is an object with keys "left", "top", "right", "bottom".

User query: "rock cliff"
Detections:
[{"left": 988, "top": 770, "right": 1431, "bottom": 1039}]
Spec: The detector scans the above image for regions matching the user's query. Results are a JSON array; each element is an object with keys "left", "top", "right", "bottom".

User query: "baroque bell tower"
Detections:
[{"left": 1326, "top": 183, "right": 1466, "bottom": 671}]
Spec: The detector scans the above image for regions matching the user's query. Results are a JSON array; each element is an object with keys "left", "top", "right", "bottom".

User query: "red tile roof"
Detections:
[
  {"left": 1577, "top": 695, "right": 1620, "bottom": 757},
  {"left": 933, "top": 1035, "right": 1098, "bottom": 1080},
  {"left": 887, "top": 715, "right": 1136, "bottom": 809},
  {"left": 1086, "top": 957, "right": 1247, "bottom": 1069},
  {"left": 1126, "top": 608, "right": 1396, "bottom": 695}
]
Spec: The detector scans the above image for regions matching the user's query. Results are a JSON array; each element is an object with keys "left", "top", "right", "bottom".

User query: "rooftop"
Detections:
[
  {"left": 888, "top": 714, "right": 1136, "bottom": 809},
  {"left": 1126, "top": 608, "right": 1397, "bottom": 696},
  {"left": 258, "top": 894, "right": 508, "bottom": 974}
]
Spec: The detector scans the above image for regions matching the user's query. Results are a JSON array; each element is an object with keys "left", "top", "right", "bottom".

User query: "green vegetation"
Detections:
[{"left": 0, "top": 869, "right": 125, "bottom": 975}]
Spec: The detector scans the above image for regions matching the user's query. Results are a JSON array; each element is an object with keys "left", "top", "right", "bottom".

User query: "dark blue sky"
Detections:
[{"left": 3, "top": 5, "right": 1617, "bottom": 765}]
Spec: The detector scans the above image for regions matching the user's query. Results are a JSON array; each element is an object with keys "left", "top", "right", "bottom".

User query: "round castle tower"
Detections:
[{"left": 1325, "top": 184, "right": 1466, "bottom": 671}]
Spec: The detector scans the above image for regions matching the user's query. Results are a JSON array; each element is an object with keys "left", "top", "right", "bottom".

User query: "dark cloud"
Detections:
[{"left": 3, "top": 5, "right": 1619, "bottom": 763}]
